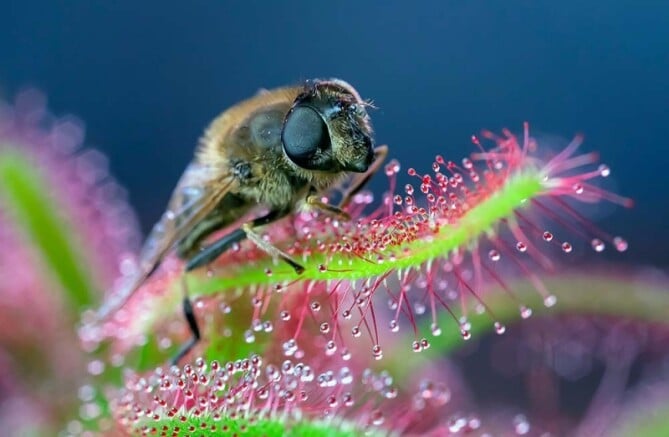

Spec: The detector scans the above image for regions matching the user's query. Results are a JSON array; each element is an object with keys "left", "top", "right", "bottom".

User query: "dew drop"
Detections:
[
  {"left": 544, "top": 295, "right": 557, "bottom": 307},
  {"left": 598, "top": 164, "right": 611, "bottom": 177},
  {"left": 351, "top": 326, "right": 361, "bottom": 337},
  {"left": 573, "top": 183, "right": 584, "bottom": 194},
  {"left": 513, "top": 414, "right": 530, "bottom": 435},
  {"left": 613, "top": 236, "right": 628, "bottom": 252},
  {"left": 263, "top": 321, "right": 273, "bottom": 332},
  {"left": 282, "top": 339, "right": 298, "bottom": 356},
  {"left": 460, "top": 329, "right": 471, "bottom": 340},
  {"left": 372, "top": 344, "right": 383, "bottom": 360},
  {"left": 280, "top": 310, "right": 291, "bottom": 321},
  {"left": 264, "top": 268, "right": 273, "bottom": 277},
  {"left": 388, "top": 319, "right": 399, "bottom": 333},
  {"left": 591, "top": 238, "right": 605, "bottom": 252},
  {"left": 448, "top": 416, "right": 467, "bottom": 433},
  {"left": 243, "top": 330, "right": 255, "bottom": 343},
  {"left": 488, "top": 249, "right": 501, "bottom": 261},
  {"left": 87, "top": 359, "right": 105, "bottom": 375},
  {"left": 542, "top": 231, "right": 553, "bottom": 242},
  {"left": 414, "top": 302, "right": 426, "bottom": 315},
  {"left": 520, "top": 306, "right": 533, "bottom": 319},
  {"left": 515, "top": 242, "right": 527, "bottom": 253},
  {"left": 412, "top": 340, "right": 422, "bottom": 352},
  {"left": 494, "top": 322, "right": 506, "bottom": 334},
  {"left": 430, "top": 323, "right": 442, "bottom": 336},
  {"left": 371, "top": 410, "right": 384, "bottom": 426},
  {"left": 561, "top": 242, "right": 573, "bottom": 253},
  {"left": 320, "top": 322, "right": 330, "bottom": 334}
]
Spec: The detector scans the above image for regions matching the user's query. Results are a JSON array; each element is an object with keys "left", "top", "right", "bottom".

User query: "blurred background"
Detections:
[
  {"left": 2, "top": 2, "right": 669, "bottom": 434},
  {"left": 2, "top": 1, "right": 667, "bottom": 268}
]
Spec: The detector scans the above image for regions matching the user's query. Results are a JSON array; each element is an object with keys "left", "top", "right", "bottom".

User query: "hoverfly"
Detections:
[{"left": 98, "top": 79, "right": 387, "bottom": 363}]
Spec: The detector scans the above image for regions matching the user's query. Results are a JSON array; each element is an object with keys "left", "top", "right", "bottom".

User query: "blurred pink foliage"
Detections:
[{"left": 0, "top": 90, "right": 140, "bottom": 434}]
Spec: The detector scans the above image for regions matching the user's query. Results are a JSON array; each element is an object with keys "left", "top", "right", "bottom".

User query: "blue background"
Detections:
[{"left": 2, "top": 1, "right": 667, "bottom": 267}]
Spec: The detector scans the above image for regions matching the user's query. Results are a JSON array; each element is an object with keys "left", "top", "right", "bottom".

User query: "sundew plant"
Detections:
[{"left": 1, "top": 90, "right": 668, "bottom": 436}]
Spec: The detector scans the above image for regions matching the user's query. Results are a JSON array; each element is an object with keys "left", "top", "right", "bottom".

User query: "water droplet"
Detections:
[
  {"left": 280, "top": 310, "right": 291, "bottom": 321},
  {"left": 544, "top": 295, "right": 557, "bottom": 307},
  {"left": 561, "top": 242, "right": 573, "bottom": 253},
  {"left": 87, "top": 360, "right": 105, "bottom": 375},
  {"left": 598, "top": 164, "right": 610, "bottom": 177},
  {"left": 323, "top": 340, "right": 338, "bottom": 357},
  {"left": 516, "top": 242, "right": 527, "bottom": 253},
  {"left": 412, "top": 340, "right": 422, "bottom": 352},
  {"left": 494, "top": 322, "right": 506, "bottom": 334},
  {"left": 591, "top": 238, "right": 605, "bottom": 252},
  {"left": 282, "top": 339, "right": 298, "bottom": 356},
  {"left": 388, "top": 319, "right": 399, "bottom": 333},
  {"left": 243, "top": 330, "right": 255, "bottom": 343},
  {"left": 573, "top": 183, "right": 584, "bottom": 194},
  {"left": 488, "top": 250, "right": 501, "bottom": 261},
  {"left": 613, "top": 236, "right": 628, "bottom": 252},
  {"left": 431, "top": 323, "right": 442, "bottom": 336},
  {"left": 351, "top": 326, "right": 361, "bottom": 337},
  {"left": 461, "top": 329, "right": 471, "bottom": 340},
  {"left": 542, "top": 231, "right": 553, "bottom": 242},
  {"left": 414, "top": 302, "right": 426, "bottom": 315},
  {"left": 339, "top": 366, "right": 353, "bottom": 384},
  {"left": 448, "top": 416, "right": 467, "bottom": 433},
  {"left": 372, "top": 344, "right": 383, "bottom": 360},
  {"left": 370, "top": 409, "right": 384, "bottom": 426},
  {"left": 513, "top": 414, "right": 530, "bottom": 435},
  {"left": 519, "top": 306, "right": 533, "bottom": 319}
]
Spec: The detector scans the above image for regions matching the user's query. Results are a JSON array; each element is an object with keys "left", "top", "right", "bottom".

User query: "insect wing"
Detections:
[{"left": 96, "top": 162, "right": 236, "bottom": 320}]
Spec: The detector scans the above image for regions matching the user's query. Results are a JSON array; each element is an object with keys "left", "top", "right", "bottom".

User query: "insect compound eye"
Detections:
[{"left": 282, "top": 105, "right": 332, "bottom": 170}]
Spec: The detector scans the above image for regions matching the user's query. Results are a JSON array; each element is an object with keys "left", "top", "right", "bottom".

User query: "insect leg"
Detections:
[
  {"left": 172, "top": 209, "right": 302, "bottom": 364},
  {"left": 185, "top": 209, "right": 304, "bottom": 274},
  {"left": 170, "top": 277, "right": 201, "bottom": 366},
  {"left": 306, "top": 194, "right": 351, "bottom": 221},
  {"left": 338, "top": 145, "right": 388, "bottom": 208},
  {"left": 306, "top": 145, "right": 388, "bottom": 219}
]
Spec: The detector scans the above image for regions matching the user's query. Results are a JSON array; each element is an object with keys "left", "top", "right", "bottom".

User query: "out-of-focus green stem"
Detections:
[
  {"left": 387, "top": 274, "right": 669, "bottom": 379},
  {"left": 0, "top": 149, "right": 97, "bottom": 311}
]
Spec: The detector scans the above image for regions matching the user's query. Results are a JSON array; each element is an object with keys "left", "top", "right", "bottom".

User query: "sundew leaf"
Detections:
[
  {"left": 188, "top": 171, "right": 543, "bottom": 294},
  {"left": 139, "top": 416, "right": 367, "bottom": 437},
  {"left": 0, "top": 149, "right": 97, "bottom": 311}
]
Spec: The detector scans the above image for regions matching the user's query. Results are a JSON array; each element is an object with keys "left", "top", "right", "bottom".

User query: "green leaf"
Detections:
[{"left": 0, "top": 150, "right": 98, "bottom": 312}]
